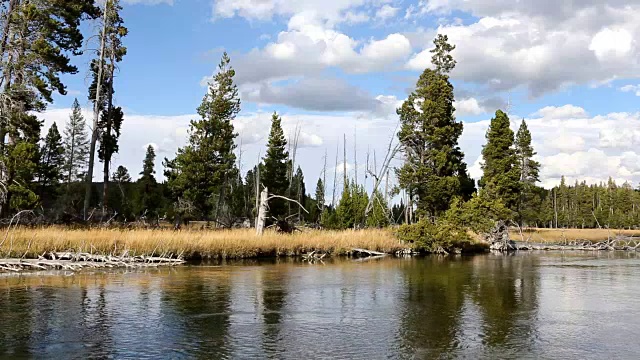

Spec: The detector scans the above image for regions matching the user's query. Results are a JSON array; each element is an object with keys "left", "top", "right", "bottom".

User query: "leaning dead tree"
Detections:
[
  {"left": 255, "top": 186, "right": 309, "bottom": 235},
  {"left": 364, "top": 123, "right": 402, "bottom": 222}
]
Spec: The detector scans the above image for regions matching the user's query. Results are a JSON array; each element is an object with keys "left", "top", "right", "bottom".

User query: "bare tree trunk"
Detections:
[
  {"left": 84, "top": 0, "right": 109, "bottom": 219},
  {"left": 343, "top": 134, "right": 347, "bottom": 191},
  {"left": 255, "top": 187, "right": 268, "bottom": 235},
  {"left": 353, "top": 130, "right": 357, "bottom": 188},
  {"left": 332, "top": 143, "right": 338, "bottom": 207},
  {"left": 322, "top": 149, "right": 327, "bottom": 214}
]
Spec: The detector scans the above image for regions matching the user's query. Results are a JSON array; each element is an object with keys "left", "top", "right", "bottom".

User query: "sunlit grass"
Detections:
[
  {"left": 0, "top": 227, "right": 405, "bottom": 259},
  {"left": 509, "top": 228, "right": 640, "bottom": 243}
]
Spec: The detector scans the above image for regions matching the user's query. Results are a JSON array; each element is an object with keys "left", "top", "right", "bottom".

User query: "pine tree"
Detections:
[
  {"left": 38, "top": 122, "right": 65, "bottom": 190},
  {"left": 397, "top": 34, "right": 475, "bottom": 218},
  {"left": 290, "top": 166, "right": 306, "bottom": 221},
  {"left": 136, "top": 145, "right": 161, "bottom": 217},
  {"left": 0, "top": 2, "right": 99, "bottom": 215},
  {"left": 164, "top": 52, "right": 240, "bottom": 221},
  {"left": 366, "top": 189, "right": 390, "bottom": 228},
  {"left": 515, "top": 119, "right": 541, "bottom": 225},
  {"left": 315, "top": 178, "right": 325, "bottom": 222},
  {"left": 262, "top": 112, "right": 290, "bottom": 219},
  {"left": 112, "top": 166, "right": 131, "bottom": 183},
  {"left": 480, "top": 109, "right": 521, "bottom": 211},
  {"left": 63, "top": 99, "right": 90, "bottom": 184},
  {"left": 111, "top": 165, "right": 133, "bottom": 219}
]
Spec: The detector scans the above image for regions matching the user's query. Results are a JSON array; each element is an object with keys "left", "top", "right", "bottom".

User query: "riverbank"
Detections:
[
  {"left": 0, "top": 228, "right": 409, "bottom": 260},
  {"left": 510, "top": 228, "right": 640, "bottom": 243}
]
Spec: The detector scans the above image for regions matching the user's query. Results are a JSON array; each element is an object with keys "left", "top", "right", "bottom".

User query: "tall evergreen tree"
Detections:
[
  {"left": 164, "top": 52, "right": 240, "bottom": 221},
  {"left": 290, "top": 166, "right": 306, "bottom": 221},
  {"left": 63, "top": 99, "right": 90, "bottom": 184},
  {"left": 0, "top": 1, "right": 100, "bottom": 215},
  {"left": 515, "top": 119, "right": 541, "bottom": 224},
  {"left": 136, "top": 145, "right": 160, "bottom": 216},
  {"left": 111, "top": 165, "right": 132, "bottom": 219},
  {"left": 315, "top": 178, "right": 325, "bottom": 220},
  {"left": 397, "top": 34, "right": 474, "bottom": 218},
  {"left": 262, "top": 112, "right": 290, "bottom": 219},
  {"left": 479, "top": 109, "right": 520, "bottom": 210},
  {"left": 38, "top": 122, "right": 65, "bottom": 190}
]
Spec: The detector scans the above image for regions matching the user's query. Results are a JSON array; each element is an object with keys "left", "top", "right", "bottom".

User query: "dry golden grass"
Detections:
[
  {"left": 0, "top": 227, "right": 404, "bottom": 259},
  {"left": 509, "top": 228, "right": 640, "bottom": 243}
]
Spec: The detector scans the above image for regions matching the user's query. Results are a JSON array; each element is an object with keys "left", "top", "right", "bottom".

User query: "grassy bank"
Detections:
[
  {"left": 0, "top": 228, "right": 408, "bottom": 260},
  {"left": 510, "top": 228, "right": 640, "bottom": 243}
]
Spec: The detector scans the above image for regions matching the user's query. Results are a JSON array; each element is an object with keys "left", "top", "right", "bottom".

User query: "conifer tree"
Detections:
[
  {"left": 0, "top": 2, "right": 99, "bottom": 215},
  {"left": 111, "top": 165, "right": 132, "bottom": 219},
  {"left": 479, "top": 109, "right": 520, "bottom": 210},
  {"left": 366, "top": 190, "right": 390, "bottom": 228},
  {"left": 515, "top": 119, "right": 541, "bottom": 224},
  {"left": 315, "top": 178, "right": 325, "bottom": 210},
  {"left": 136, "top": 145, "right": 160, "bottom": 216},
  {"left": 164, "top": 52, "right": 240, "bottom": 221},
  {"left": 63, "top": 99, "right": 90, "bottom": 184},
  {"left": 262, "top": 112, "right": 290, "bottom": 219},
  {"left": 397, "top": 34, "right": 475, "bottom": 218},
  {"left": 38, "top": 122, "right": 65, "bottom": 190},
  {"left": 112, "top": 165, "right": 131, "bottom": 183}
]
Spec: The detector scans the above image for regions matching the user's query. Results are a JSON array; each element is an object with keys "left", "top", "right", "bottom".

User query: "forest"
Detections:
[{"left": 0, "top": 0, "right": 637, "bottom": 238}]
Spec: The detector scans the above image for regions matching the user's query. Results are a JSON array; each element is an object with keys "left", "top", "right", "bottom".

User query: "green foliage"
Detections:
[
  {"left": 262, "top": 112, "right": 289, "bottom": 219},
  {"left": 135, "top": 145, "right": 161, "bottom": 217},
  {"left": 164, "top": 53, "right": 239, "bottom": 220},
  {"left": 397, "top": 35, "right": 475, "bottom": 218},
  {"left": 334, "top": 181, "right": 368, "bottom": 229},
  {"left": 38, "top": 122, "right": 65, "bottom": 189},
  {"left": 63, "top": 99, "right": 89, "bottom": 184},
  {"left": 366, "top": 190, "right": 390, "bottom": 228},
  {"left": 515, "top": 119, "right": 541, "bottom": 225},
  {"left": 480, "top": 110, "right": 520, "bottom": 210},
  {"left": 396, "top": 219, "right": 474, "bottom": 253},
  {"left": 444, "top": 192, "right": 513, "bottom": 234},
  {"left": 4, "top": 142, "right": 40, "bottom": 211}
]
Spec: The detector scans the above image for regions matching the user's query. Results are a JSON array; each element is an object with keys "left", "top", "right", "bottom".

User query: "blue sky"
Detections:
[{"left": 42, "top": 0, "right": 640, "bottom": 193}]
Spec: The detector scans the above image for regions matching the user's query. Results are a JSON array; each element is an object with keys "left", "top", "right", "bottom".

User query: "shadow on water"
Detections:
[{"left": 2, "top": 252, "right": 640, "bottom": 359}]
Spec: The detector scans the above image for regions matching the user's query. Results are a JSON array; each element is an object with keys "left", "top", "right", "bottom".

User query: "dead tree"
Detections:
[{"left": 255, "top": 186, "right": 309, "bottom": 235}]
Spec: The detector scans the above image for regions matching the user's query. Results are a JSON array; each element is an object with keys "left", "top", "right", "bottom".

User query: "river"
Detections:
[{"left": 1, "top": 252, "right": 639, "bottom": 359}]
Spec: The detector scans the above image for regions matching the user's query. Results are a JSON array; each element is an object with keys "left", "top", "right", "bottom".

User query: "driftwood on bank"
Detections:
[{"left": 0, "top": 252, "right": 185, "bottom": 272}]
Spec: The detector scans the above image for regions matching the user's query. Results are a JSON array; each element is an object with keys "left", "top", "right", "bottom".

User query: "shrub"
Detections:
[{"left": 396, "top": 219, "right": 474, "bottom": 253}]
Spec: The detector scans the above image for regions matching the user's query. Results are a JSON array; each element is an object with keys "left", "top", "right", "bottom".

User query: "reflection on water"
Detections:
[{"left": 1, "top": 252, "right": 639, "bottom": 359}]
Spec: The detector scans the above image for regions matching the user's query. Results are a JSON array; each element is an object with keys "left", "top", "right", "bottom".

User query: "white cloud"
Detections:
[
  {"left": 375, "top": 4, "right": 400, "bottom": 20},
  {"left": 405, "top": 2, "right": 640, "bottom": 96},
  {"left": 534, "top": 105, "right": 588, "bottom": 119},
  {"left": 589, "top": 27, "right": 634, "bottom": 60},
  {"left": 620, "top": 84, "right": 640, "bottom": 96},
  {"left": 456, "top": 97, "right": 486, "bottom": 116}
]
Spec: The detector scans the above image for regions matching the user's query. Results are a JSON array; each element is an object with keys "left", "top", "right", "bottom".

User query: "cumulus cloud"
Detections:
[
  {"left": 620, "top": 84, "right": 640, "bottom": 96},
  {"left": 534, "top": 105, "right": 588, "bottom": 119},
  {"left": 406, "top": 1, "right": 640, "bottom": 96},
  {"left": 456, "top": 98, "right": 486, "bottom": 116},
  {"left": 375, "top": 4, "right": 400, "bottom": 20}
]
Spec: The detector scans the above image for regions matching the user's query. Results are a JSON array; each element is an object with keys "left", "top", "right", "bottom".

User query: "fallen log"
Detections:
[
  {"left": 352, "top": 248, "right": 387, "bottom": 257},
  {"left": 0, "top": 252, "right": 185, "bottom": 273}
]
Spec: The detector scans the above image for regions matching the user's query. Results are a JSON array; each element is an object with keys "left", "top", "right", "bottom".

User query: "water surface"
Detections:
[{"left": 1, "top": 252, "right": 639, "bottom": 359}]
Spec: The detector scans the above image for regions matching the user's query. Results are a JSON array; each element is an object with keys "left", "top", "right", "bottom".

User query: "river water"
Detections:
[{"left": 1, "top": 252, "right": 639, "bottom": 359}]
